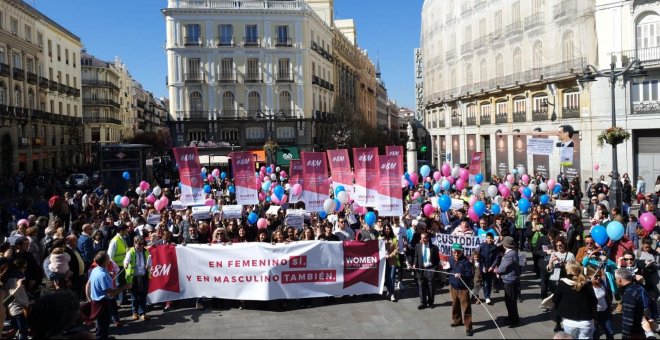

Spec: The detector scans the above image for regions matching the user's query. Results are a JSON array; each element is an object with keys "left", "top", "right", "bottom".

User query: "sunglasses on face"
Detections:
[
  {"left": 556, "top": 244, "right": 564, "bottom": 247},
  {"left": 623, "top": 258, "right": 635, "bottom": 261}
]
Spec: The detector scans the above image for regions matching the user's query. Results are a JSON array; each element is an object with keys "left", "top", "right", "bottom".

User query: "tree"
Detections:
[
  {"left": 328, "top": 97, "right": 359, "bottom": 149},
  {"left": 126, "top": 129, "right": 172, "bottom": 155}
]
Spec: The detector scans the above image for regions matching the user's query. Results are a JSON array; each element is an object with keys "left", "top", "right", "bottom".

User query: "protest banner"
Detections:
[
  {"left": 434, "top": 233, "right": 482, "bottom": 261},
  {"left": 451, "top": 198, "right": 465, "bottom": 210},
  {"left": 353, "top": 147, "right": 379, "bottom": 207},
  {"left": 147, "top": 241, "right": 386, "bottom": 303},
  {"left": 327, "top": 149, "right": 353, "bottom": 195},
  {"left": 222, "top": 205, "right": 243, "bottom": 219},
  {"left": 266, "top": 205, "right": 282, "bottom": 216},
  {"left": 146, "top": 214, "right": 160, "bottom": 225},
  {"left": 173, "top": 147, "right": 205, "bottom": 206},
  {"left": 285, "top": 209, "right": 305, "bottom": 229},
  {"left": 191, "top": 206, "right": 211, "bottom": 220},
  {"left": 468, "top": 151, "right": 483, "bottom": 186},
  {"left": 527, "top": 138, "right": 555, "bottom": 156},
  {"left": 408, "top": 203, "right": 421, "bottom": 217},
  {"left": 230, "top": 151, "right": 259, "bottom": 205},
  {"left": 376, "top": 155, "right": 403, "bottom": 217},
  {"left": 288, "top": 159, "right": 303, "bottom": 203},
  {"left": 300, "top": 152, "right": 330, "bottom": 212},
  {"left": 556, "top": 200, "right": 575, "bottom": 212},
  {"left": 385, "top": 146, "right": 404, "bottom": 177}
]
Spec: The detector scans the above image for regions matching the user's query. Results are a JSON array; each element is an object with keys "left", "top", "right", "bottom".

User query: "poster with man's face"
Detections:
[{"left": 558, "top": 125, "right": 575, "bottom": 166}]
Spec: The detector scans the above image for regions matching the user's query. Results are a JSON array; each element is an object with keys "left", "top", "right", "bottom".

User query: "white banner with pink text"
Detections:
[{"left": 146, "top": 241, "right": 386, "bottom": 303}]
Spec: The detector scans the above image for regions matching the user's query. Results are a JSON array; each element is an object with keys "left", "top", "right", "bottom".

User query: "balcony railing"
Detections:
[
  {"left": 216, "top": 36, "right": 235, "bottom": 47},
  {"left": 244, "top": 73, "right": 262, "bottom": 83},
  {"left": 58, "top": 83, "right": 67, "bottom": 94},
  {"left": 170, "top": 0, "right": 306, "bottom": 10},
  {"left": 466, "top": 115, "right": 477, "bottom": 126},
  {"left": 451, "top": 116, "right": 461, "bottom": 126},
  {"left": 275, "top": 37, "right": 293, "bottom": 47},
  {"left": 184, "top": 36, "right": 203, "bottom": 46},
  {"left": 446, "top": 49, "right": 456, "bottom": 61},
  {"left": 438, "top": 120, "right": 446, "bottom": 128},
  {"left": 39, "top": 77, "right": 49, "bottom": 89},
  {"left": 12, "top": 68, "right": 24, "bottom": 81},
  {"left": 562, "top": 106, "right": 580, "bottom": 118},
  {"left": 495, "top": 112, "right": 508, "bottom": 123},
  {"left": 217, "top": 72, "right": 236, "bottom": 83},
  {"left": 84, "top": 116, "right": 122, "bottom": 125},
  {"left": 243, "top": 37, "right": 261, "bottom": 47},
  {"left": 633, "top": 100, "right": 660, "bottom": 114},
  {"left": 184, "top": 73, "right": 205, "bottom": 83},
  {"left": 460, "top": 41, "right": 473, "bottom": 55},
  {"left": 49, "top": 80, "right": 58, "bottom": 91},
  {"left": 82, "top": 79, "right": 120, "bottom": 91},
  {"left": 473, "top": 0, "right": 488, "bottom": 10},
  {"left": 276, "top": 73, "right": 293, "bottom": 82},
  {"left": 619, "top": 46, "right": 660, "bottom": 67},
  {"left": 505, "top": 21, "right": 523, "bottom": 38},
  {"left": 553, "top": 0, "right": 575, "bottom": 19},
  {"left": 83, "top": 98, "right": 120, "bottom": 108},
  {"left": 524, "top": 12, "right": 544, "bottom": 30},
  {"left": 480, "top": 114, "right": 491, "bottom": 125},
  {"left": 0, "top": 63, "right": 9, "bottom": 77},
  {"left": 513, "top": 111, "right": 526, "bottom": 122},
  {"left": 490, "top": 28, "right": 503, "bottom": 42},
  {"left": 473, "top": 36, "right": 489, "bottom": 50},
  {"left": 26, "top": 72, "right": 38, "bottom": 85},
  {"left": 532, "top": 109, "right": 548, "bottom": 121},
  {"left": 460, "top": 3, "right": 472, "bottom": 15}
]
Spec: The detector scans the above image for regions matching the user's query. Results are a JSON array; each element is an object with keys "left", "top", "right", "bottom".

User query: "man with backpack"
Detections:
[{"left": 616, "top": 267, "right": 656, "bottom": 339}]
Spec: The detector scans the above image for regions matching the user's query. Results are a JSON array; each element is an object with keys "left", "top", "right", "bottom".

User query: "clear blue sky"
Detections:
[{"left": 34, "top": 0, "right": 421, "bottom": 109}]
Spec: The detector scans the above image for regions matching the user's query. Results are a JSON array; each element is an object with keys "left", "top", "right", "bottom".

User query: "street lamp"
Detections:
[
  {"left": 578, "top": 59, "right": 647, "bottom": 210},
  {"left": 253, "top": 109, "right": 285, "bottom": 165}
]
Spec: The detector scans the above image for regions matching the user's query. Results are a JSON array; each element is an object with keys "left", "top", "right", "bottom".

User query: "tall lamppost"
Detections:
[
  {"left": 578, "top": 59, "right": 647, "bottom": 210},
  {"left": 254, "top": 109, "right": 285, "bottom": 166}
]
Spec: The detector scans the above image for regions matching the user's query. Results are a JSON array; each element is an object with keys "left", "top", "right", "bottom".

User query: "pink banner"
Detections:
[
  {"left": 376, "top": 155, "right": 404, "bottom": 216},
  {"left": 289, "top": 159, "right": 303, "bottom": 203},
  {"left": 300, "top": 152, "right": 330, "bottom": 212},
  {"left": 230, "top": 151, "right": 258, "bottom": 205},
  {"left": 468, "top": 152, "right": 483, "bottom": 186},
  {"left": 385, "top": 145, "right": 404, "bottom": 180},
  {"left": 326, "top": 149, "right": 353, "bottom": 195},
  {"left": 353, "top": 147, "right": 379, "bottom": 207},
  {"left": 173, "top": 147, "right": 205, "bottom": 206}
]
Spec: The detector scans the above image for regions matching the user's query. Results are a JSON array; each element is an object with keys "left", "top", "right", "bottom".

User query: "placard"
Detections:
[
  {"left": 451, "top": 199, "right": 465, "bottom": 210},
  {"left": 191, "top": 206, "right": 211, "bottom": 220},
  {"left": 408, "top": 203, "right": 421, "bottom": 217},
  {"left": 527, "top": 138, "right": 555, "bottom": 156},
  {"left": 285, "top": 209, "right": 305, "bottom": 229},
  {"left": 222, "top": 205, "right": 243, "bottom": 219},
  {"left": 146, "top": 214, "right": 160, "bottom": 225},
  {"left": 555, "top": 200, "right": 575, "bottom": 212},
  {"left": 266, "top": 205, "right": 282, "bottom": 216}
]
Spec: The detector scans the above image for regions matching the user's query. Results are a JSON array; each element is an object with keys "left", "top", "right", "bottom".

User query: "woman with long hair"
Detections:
[
  {"left": 552, "top": 261, "right": 597, "bottom": 339},
  {"left": 379, "top": 223, "right": 398, "bottom": 302}
]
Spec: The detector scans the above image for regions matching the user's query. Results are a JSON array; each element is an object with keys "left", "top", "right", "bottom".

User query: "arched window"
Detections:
[
  {"left": 513, "top": 47, "right": 522, "bottom": 73},
  {"left": 480, "top": 58, "right": 487, "bottom": 82},
  {"left": 221, "top": 91, "right": 235, "bottom": 116},
  {"left": 636, "top": 12, "right": 660, "bottom": 49},
  {"left": 279, "top": 91, "right": 291, "bottom": 116},
  {"left": 495, "top": 54, "right": 503, "bottom": 78},
  {"left": 562, "top": 31, "right": 575, "bottom": 61},
  {"left": 14, "top": 85, "right": 21, "bottom": 107},
  {"left": 0, "top": 82, "right": 6, "bottom": 105},
  {"left": 189, "top": 91, "right": 202, "bottom": 113},
  {"left": 533, "top": 40, "right": 543, "bottom": 69},
  {"left": 247, "top": 91, "right": 261, "bottom": 115}
]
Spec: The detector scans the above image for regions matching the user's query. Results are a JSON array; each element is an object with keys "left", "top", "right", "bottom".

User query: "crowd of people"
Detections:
[{"left": 0, "top": 163, "right": 659, "bottom": 339}]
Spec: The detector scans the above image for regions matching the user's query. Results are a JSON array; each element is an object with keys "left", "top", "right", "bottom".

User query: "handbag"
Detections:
[
  {"left": 549, "top": 252, "right": 569, "bottom": 281},
  {"left": 540, "top": 294, "right": 554, "bottom": 309}
]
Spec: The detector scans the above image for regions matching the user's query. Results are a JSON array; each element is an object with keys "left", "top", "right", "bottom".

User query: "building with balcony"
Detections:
[
  {"left": 163, "top": 0, "right": 336, "bottom": 162},
  {"left": 132, "top": 80, "right": 168, "bottom": 135},
  {"left": 421, "top": 0, "right": 597, "bottom": 180},
  {"left": 0, "top": 0, "right": 83, "bottom": 176}
]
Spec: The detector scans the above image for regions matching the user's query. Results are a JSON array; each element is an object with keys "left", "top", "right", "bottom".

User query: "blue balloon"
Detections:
[
  {"left": 591, "top": 225, "right": 609, "bottom": 246},
  {"left": 334, "top": 185, "right": 345, "bottom": 196},
  {"left": 204, "top": 184, "right": 211, "bottom": 193},
  {"left": 606, "top": 221, "right": 625, "bottom": 242},
  {"left": 122, "top": 171, "right": 130, "bottom": 180},
  {"left": 439, "top": 194, "right": 452, "bottom": 212},
  {"left": 404, "top": 172, "right": 410, "bottom": 180},
  {"left": 274, "top": 185, "right": 285, "bottom": 200},
  {"left": 248, "top": 212, "right": 258, "bottom": 224},
  {"left": 113, "top": 195, "right": 122, "bottom": 206},
  {"left": 266, "top": 167, "right": 273, "bottom": 174},
  {"left": 491, "top": 203, "right": 501, "bottom": 215},
  {"left": 211, "top": 205, "right": 219, "bottom": 213},
  {"left": 433, "top": 182, "right": 442, "bottom": 194},
  {"left": 441, "top": 179, "right": 450, "bottom": 191},
  {"left": 220, "top": 171, "right": 227, "bottom": 180},
  {"left": 540, "top": 194, "right": 550, "bottom": 205},
  {"left": 364, "top": 211, "right": 377, "bottom": 226},
  {"left": 228, "top": 185, "right": 235, "bottom": 194},
  {"left": 475, "top": 173, "right": 484, "bottom": 184},
  {"left": 319, "top": 211, "right": 327, "bottom": 219},
  {"left": 511, "top": 169, "right": 518, "bottom": 174},
  {"left": 553, "top": 184, "right": 562, "bottom": 194},
  {"left": 518, "top": 198, "right": 531, "bottom": 214},
  {"left": 261, "top": 181, "right": 272, "bottom": 192},
  {"left": 473, "top": 201, "right": 486, "bottom": 217},
  {"left": 266, "top": 196, "right": 271, "bottom": 202},
  {"left": 424, "top": 182, "right": 431, "bottom": 190},
  {"left": 420, "top": 165, "right": 431, "bottom": 178},
  {"left": 523, "top": 187, "right": 532, "bottom": 198},
  {"left": 334, "top": 198, "right": 341, "bottom": 212}
]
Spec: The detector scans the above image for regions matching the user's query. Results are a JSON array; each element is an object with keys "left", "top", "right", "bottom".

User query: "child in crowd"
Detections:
[{"left": 472, "top": 249, "right": 483, "bottom": 304}]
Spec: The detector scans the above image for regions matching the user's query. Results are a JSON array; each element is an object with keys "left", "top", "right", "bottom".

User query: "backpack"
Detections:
[{"left": 640, "top": 284, "right": 658, "bottom": 320}]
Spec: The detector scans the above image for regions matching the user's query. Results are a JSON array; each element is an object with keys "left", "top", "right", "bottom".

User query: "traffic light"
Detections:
[{"left": 420, "top": 146, "right": 427, "bottom": 153}]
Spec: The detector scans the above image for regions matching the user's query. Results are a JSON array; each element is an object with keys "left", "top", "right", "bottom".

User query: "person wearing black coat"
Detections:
[
  {"left": 412, "top": 232, "right": 440, "bottom": 310},
  {"left": 552, "top": 261, "right": 597, "bottom": 338},
  {"left": 532, "top": 228, "right": 557, "bottom": 299}
]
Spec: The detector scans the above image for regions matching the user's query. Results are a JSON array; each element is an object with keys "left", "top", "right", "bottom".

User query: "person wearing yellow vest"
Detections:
[
  {"left": 108, "top": 224, "right": 130, "bottom": 308},
  {"left": 124, "top": 235, "right": 151, "bottom": 321}
]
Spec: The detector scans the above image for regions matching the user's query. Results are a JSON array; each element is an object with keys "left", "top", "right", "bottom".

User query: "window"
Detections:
[
  {"left": 637, "top": 13, "right": 660, "bottom": 49},
  {"left": 513, "top": 47, "right": 522, "bottom": 73},
  {"left": 279, "top": 91, "right": 291, "bottom": 115},
  {"left": 465, "top": 63, "right": 472, "bottom": 85},
  {"left": 14, "top": 85, "right": 21, "bottom": 106},
  {"left": 91, "top": 127, "right": 100, "bottom": 142},
  {"left": 514, "top": 98, "right": 526, "bottom": 113},
  {"left": 245, "top": 25, "right": 258, "bottom": 44},
  {"left": 24, "top": 25, "right": 31, "bottom": 42},
  {"left": 0, "top": 82, "right": 5, "bottom": 105},
  {"left": 187, "top": 58, "right": 201, "bottom": 79},
  {"left": 511, "top": 1, "right": 520, "bottom": 23},
  {"left": 479, "top": 17, "right": 487, "bottom": 37},
  {"left": 188, "top": 130, "right": 207, "bottom": 143},
  {"left": 466, "top": 104, "right": 476, "bottom": 120},
  {"left": 564, "top": 91, "right": 579, "bottom": 109},
  {"left": 37, "top": 32, "right": 43, "bottom": 49},
  {"left": 532, "top": 0, "right": 544, "bottom": 13},
  {"left": 481, "top": 103, "right": 491, "bottom": 116},
  {"left": 247, "top": 91, "right": 261, "bottom": 114},
  {"left": 220, "top": 129, "right": 239, "bottom": 142},
  {"left": 0, "top": 11, "right": 3, "bottom": 30},
  {"left": 47, "top": 40, "right": 52, "bottom": 58},
  {"left": 450, "top": 68, "right": 456, "bottom": 89},
  {"left": 246, "top": 58, "right": 259, "bottom": 80},
  {"left": 533, "top": 95, "right": 548, "bottom": 112},
  {"left": 532, "top": 40, "right": 543, "bottom": 69},
  {"left": 494, "top": 10, "right": 502, "bottom": 31},
  {"left": 57, "top": 44, "right": 61, "bottom": 61},
  {"left": 277, "top": 58, "right": 290, "bottom": 80},
  {"left": 632, "top": 80, "right": 660, "bottom": 103},
  {"left": 72, "top": 53, "right": 76, "bottom": 68},
  {"left": 65, "top": 49, "right": 69, "bottom": 65},
  {"left": 495, "top": 53, "right": 503, "bottom": 77},
  {"left": 276, "top": 126, "right": 295, "bottom": 140},
  {"left": 0, "top": 46, "right": 5, "bottom": 64},
  {"left": 496, "top": 101, "right": 507, "bottom": 115},
  {"left": 27, "top": 89, "right": 34, "bottom": 109},
  {"left": 26, "top": 58, "right": 33, "bottom": 73},
  {"left": 10, "top": 17, "right": 17, "bottom": 35},
  {"left": 220, "top": 58, "right": 233, "bottom": 79},
  {"left": 245, "top": 127, "right": 264, "bottom": 140},
  {"left": 221, "top": 91, "right": 235, "bottom": 116},
  {"left": 464, "top": 25, "right": 471, "bottom": 43},
  {"left": 189, "top": 91, "right": 203, "bottom": 112},
  {"left": 562, "top": 31, "right": 574, "bottom": 61},
  {"left": 219, "top": 24, "right": 233, "bottom": 45},
  {"left": 12, "top": 51, "right": 21, "bottom": 69},
  {"left": 185, "top": 24, "right": 201, "bottom": 45},
  {"left": 276, "top": 25, "right": 289, "bottom": 45}
]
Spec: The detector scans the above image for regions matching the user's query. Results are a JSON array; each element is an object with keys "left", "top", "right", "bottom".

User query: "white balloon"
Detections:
[
  {"left": 451, "top": 166, "right": 460, "bottom": 178},
  {"left": 494, "top": 195, "right": 503, "bottom": 205},
  {"left": 284, "top": 183, "right": 291, "bottom": 191},
  {"left": 472, "top": 184, "right": 482, "bottom": 194},
  {"left": 517, "top": 166, "right": 526, "bottom": 175},
  {"left": 538, "top": 182, "right": 548, "bottom": 192},
  {"left": 487, "top": 185, "right": 499, "bottom": 198},
  {"left": 153, "top": 186, "right": 162, "bottom": 197},
  {"left": 276, "top": 166, "right": 281, "bottom": 172},
  {"left": 270, "top": 173, "right": 277, "bottom": 181},
  {"left": 337, "top": 191, "right": 349, "bottom": 204},
  {"left": 528, "top": 183, "right": 537, "bottom": 193},
  {"left": 323, "top": 198, "right": 336, "bottom": 215},
  {"left": 135, "top": 187, "right": 143, "bottom": 195},
  {"left": 504, "top": 181, "right": 512, "bottom": 189}
]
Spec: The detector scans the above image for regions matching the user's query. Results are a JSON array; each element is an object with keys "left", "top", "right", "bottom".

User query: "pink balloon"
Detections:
[
  {"left": 120, "top": 196, "right": 130, "bottom": 208},
  {"left": 258, "top": 192, "right": 266, "bottom": 201},
  {"left": 519, "top": 187, "right": 525, "bottom": 195},
  {"left": 506, "top": 174, "right": 514, "bottom": 183},
  {"left": 593, "top": 163, "right": 600, "bottom": 171},
  {"left": 459, "top": 168, "right": 469, "bottom": 181},
  {"left": 207, "top": 174, "right": 214, "bottom": 182},
  {"left": 401, "top": 177, "right": 409, "bottom": 188},
  {"left": 441, "top": 163, "right": 451, "bottom": 177},
  {"left": 280, "top": 170, "right": 287, "bottom": 178},
  {"left": 500, "top": 186, "right": 511, "bottom": 199},
  {"left": 154, "top": 199, "right": 163, "bottom": 211},
  {"left": 433, "top": 171, "right": 442, "bottom": 181},
  {"left": 139, "top": 181, "right": 150, "bottom": 191},
  {"left": 292, "top": 183, "right": 302, "bottom": 195},
  {"left": 257, "top": 218, "right": 268, "bottom": 229},
  {"left": 160, "top": 196, "right": 169, "bottom": 207},
  {"left": 409, "top": 173, "right": 419, "bottom": 186},
  {"left": 640, "top": 212, "right": 658, "bottom": 232},
  {"left": 212, "top": 169, "right": 220, "bottom": 178},
  {"left": 270, "top": 194, "right": 280, "bottom": 204},
  {"left": 423, "top": 204, "right": 435, "bottom": 217},
  {"left": 281, "top": 194, "right": 288, "bottom": 204},
  {"left": 146, "top": 194, "right": 156, "bottom": 204},
  {"left": 467, "top": 207, "right": 480, "bottom": 222},
  {"left": 447, "top": 176, "right": 455, "bottom": 184},
  {"left": 260, "top": 166, "right": 266, "bottom": 173},
  {"left": 521, "top": 174, "right": 530, "bottom": 185},
  {"left": 469, "top": 195, "right": 478, "bottom": 206},
  {"left": 456, "top": 178, "right": 466, "bottom": 190},
  {"left": 205, "top": 198, "right": 215, "bottom": 206},
  {"left": 426, "top": 177, "right": 433, "bottom": 183},
  {"left": 548, "top": 179, "right": 556, "bottom": 191},
  {"left": 412, "top": 191, "right": 421, "bottom": 200}
]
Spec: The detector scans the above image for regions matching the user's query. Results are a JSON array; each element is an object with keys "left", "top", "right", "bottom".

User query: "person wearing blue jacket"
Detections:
[
  {"left": 478, "top": 233, "right": 501, "bottom": 305},
  {"left": 498, "top": 236, "right": 521, "bottom": 328},
  {"left": 445, "top": 243, "right": 474, "bottom": 336}
]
